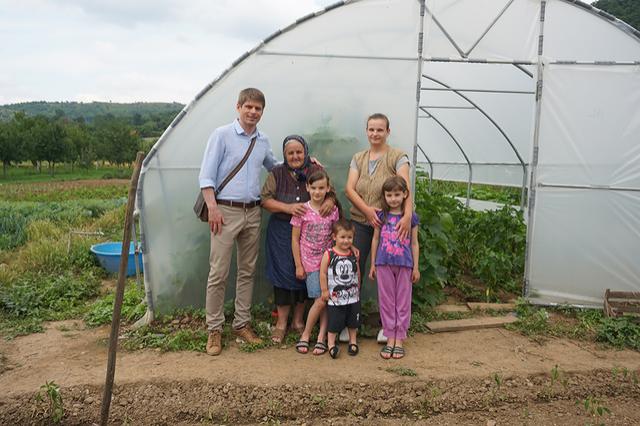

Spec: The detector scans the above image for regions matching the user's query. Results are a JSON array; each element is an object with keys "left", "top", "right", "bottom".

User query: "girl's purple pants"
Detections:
[{"left": 376, "top": 264, "right": 412, "bottom": 341}]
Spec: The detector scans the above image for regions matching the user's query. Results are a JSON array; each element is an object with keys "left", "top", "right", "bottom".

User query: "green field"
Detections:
[{"left": 0, "top": 164, "right": 131, "bottom": 183}]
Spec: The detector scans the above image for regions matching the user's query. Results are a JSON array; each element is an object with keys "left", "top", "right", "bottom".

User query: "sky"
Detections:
[
  {"left": 1, "top": 0, "right": 600, "bottom": 106},
  {"left": 0, "top": 0, "right": 336, "bottom": 105}
]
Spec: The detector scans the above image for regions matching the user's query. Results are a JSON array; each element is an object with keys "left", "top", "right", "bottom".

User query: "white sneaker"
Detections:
[
  {"left": 338, "top": 327, "right": 350, "bottom": 343},
  {"left": 377, "top": 329, "right": 388, "bottom": 344}
]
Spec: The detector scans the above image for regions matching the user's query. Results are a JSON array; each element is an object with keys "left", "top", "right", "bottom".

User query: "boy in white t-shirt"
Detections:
[{"left": 320, "top": 219, "right": 360, "bottom": 359}]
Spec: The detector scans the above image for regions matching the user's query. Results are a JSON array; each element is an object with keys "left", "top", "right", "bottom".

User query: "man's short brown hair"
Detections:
[{"left": 237, "top": 88, "right": 265, "bottom": 108}]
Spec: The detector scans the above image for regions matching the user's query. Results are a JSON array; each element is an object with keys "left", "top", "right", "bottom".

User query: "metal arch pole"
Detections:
[
  {"left": 417, "top": 143, "right": 434, "bottom": 192},
  {"left": 420, "top": 107, "right": 472, "bottom": 206},
  {"left": 523, "top": 0, "right": 548, "bottom": 299},
  {"left": 411, "top": 0, "right": 427, "bottom": 197},
  {"left": 422, "top": 74, "right": 528, "bottom": 209}
]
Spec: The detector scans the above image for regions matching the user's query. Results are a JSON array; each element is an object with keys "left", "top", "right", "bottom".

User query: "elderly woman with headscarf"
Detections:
[{"left": 260, "top": 135, "right": 335, "bottom": 343}]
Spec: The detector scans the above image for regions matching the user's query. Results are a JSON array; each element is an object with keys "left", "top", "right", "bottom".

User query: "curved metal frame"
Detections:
[
  {"left": 416, "top": 143, "right": 433, "bottom": 192},
  {"left": 420, "top": 107, "right": 472, "bottom": 205},
  {"left": 421, "top": 74, "right": 529, "bottom": 209}
]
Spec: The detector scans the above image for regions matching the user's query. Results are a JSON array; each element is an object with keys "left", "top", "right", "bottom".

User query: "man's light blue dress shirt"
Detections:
[{"left": 199, "top": 119, "right": 278, "bottom": 202}]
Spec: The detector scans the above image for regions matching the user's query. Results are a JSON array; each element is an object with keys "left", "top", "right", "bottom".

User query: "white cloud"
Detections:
[{"left": 0, "top": 0, "right": 336, "bottom": 104}]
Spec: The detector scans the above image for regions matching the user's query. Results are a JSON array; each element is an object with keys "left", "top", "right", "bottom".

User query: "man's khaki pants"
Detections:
[{"left": 206, "top": 205, "right": 261, "bottom": 331}]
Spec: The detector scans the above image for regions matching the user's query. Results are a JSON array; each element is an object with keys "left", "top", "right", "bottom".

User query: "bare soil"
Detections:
[{"left": 0, "top": 320, "right": 639, "bottom": 425}]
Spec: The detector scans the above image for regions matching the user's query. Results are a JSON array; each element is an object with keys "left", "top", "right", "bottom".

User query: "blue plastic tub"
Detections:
[{"left": 90, "top": 242, "right": 143, "bottom": 277}]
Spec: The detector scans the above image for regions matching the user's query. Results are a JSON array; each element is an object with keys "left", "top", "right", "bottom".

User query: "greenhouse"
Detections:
[{"left": 137, "top": 0, "right": 640, "bottom": 315}]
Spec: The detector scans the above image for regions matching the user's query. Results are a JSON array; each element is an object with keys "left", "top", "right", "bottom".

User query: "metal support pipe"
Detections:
[
  {"left": 420, "top": 107, "right": 472, "bottom": 206},
  {"left": 258, "top": 50, "right": 416, "bottom": 62},
  {"left": 421, "top": 86, "right": 535, "bottom": 95},
  {"left": 425, "top": 57, "right": 536, "bottom": 65},
  {"left": 513, "top": 63, "right": 534, "bottom": 78},
  {"left": 465, "top": 0, "right": 516, "bottom": 56},
  {"left": 419, "top": 105, "right": 476, "bottom": 109},
  {"left": 423, "top": 3, "right": 465, "bottom": 57},
  {"left": 411, "top": 0, "right": 427, "bottom": 196},
  {"left": 429, "top": 161, "right": 527, "bottom": 166},
  {"left": 523, "top": 0, "right": 548, "bottom": 299},
  {"left": 537, "top": 182, "right": 640, "bottom": 192}
]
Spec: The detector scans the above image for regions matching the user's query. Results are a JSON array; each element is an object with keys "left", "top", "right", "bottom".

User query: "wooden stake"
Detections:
[{"left": 100, "top": 152, "right": 145, "bottom": 426}]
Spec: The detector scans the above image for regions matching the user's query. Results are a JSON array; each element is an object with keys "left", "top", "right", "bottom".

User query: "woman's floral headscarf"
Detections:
[{"left": 282, "top": 134, "right": 311, "bottom": 182}]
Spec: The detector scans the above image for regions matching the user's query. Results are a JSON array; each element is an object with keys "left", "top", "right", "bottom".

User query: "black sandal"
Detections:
[
  {"left": 295, "top": 340, "right": 309, "bottom": 354},
  {"left": 313, "top": 341, "right": 328, "bottom": 355},
  {"left": 380, "top": 345, "right": 393, "bottom": 359},
  {"left": 392, "top": 346, "right": 405, "bottom": 359},
  {"left": 329, "top": 345, "right": 340, "bottom": 359},
  {"left": 347, "top": 343, "right": 359, "bottom": 356}
]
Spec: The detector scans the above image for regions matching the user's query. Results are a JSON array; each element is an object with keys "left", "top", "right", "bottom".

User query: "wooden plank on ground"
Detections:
[
  {"left": 467, "top": 302, "right": 516, "bottom": 311},
  {"left": 435, "top": 304, "right": 470, "bottom": 313},
  {"left": 426, "top": 315, "right": 517, "bottom": 333}
]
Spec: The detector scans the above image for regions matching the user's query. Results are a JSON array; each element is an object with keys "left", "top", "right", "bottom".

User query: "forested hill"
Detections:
[
  {"left": 0, "top": 101, "right": 184, "bottom": 123},
  {"left": 593, "top": 0, "right": 640, "bottom": 31}
]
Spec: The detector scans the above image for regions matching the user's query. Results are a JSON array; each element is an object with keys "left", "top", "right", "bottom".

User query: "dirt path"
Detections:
[{"left": 1, "top": 320, "right": 639, "bottom": 424}]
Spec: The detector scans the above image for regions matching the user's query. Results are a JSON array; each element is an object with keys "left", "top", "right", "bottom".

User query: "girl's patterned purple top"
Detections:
[{"left": 374, "top": 211, "right": 419, "bottom": 268}]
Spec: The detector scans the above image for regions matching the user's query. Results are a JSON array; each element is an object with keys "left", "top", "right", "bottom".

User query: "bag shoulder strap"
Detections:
[{"left": 216, "top": 135, "right": 257, "bottom": 195}]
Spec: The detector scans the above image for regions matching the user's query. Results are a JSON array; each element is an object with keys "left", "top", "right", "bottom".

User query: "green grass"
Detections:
[
  {"left": 85, "top": 281, "right": 146, "bottom": 327},
  {"left": 0, "top": 164, "right": 131, "bottom": 183},
  {"left": 385, "top": 366, "right": 417, "bottom": 377},
  {"left": 123, "top": 327, "right": 208, "bottom": 352},
  {"left": 0, "top": 181, "right": 127, "bottom": 202},
  {"left": 0, "top": 271, "right": 101, "bottom": 339},
  {"left": 0, "top": 199, "right": 125, "bottom": 252},
  {"left": 507, "top": 298, "right": 640, "bottom": 351}
]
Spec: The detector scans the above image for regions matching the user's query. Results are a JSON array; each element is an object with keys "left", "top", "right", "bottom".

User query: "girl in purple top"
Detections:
[{"left": 369, "top": 176, "right": 420, "bottom": 359}]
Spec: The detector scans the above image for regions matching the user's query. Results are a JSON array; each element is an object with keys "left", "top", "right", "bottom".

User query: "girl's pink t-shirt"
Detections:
[{"left": 290, "top": 203, "right": 339, "bottom": 272}]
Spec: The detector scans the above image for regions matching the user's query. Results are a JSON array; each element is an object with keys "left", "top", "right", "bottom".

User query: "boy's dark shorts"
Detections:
[{"left": 327, "top": 302, "right": 361, "bottom": 333}]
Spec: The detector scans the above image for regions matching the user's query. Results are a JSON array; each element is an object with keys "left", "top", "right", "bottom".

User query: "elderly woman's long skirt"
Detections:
[{"left": 265, "top": 215, "right": 307, "bottom": 305}]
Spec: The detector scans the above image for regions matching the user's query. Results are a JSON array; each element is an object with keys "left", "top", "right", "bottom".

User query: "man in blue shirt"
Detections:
[{"left": 199, "top": 88, "right": 278, "bottom": 356}]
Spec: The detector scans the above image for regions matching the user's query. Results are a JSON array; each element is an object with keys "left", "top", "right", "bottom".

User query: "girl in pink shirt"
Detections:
[{"left": 291, "top": 170, "right": 340, "bottom": 355}]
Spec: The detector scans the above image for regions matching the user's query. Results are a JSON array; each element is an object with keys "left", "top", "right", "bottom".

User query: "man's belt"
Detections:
[{"left": 216, "top": 199, "right": 261, "bottom": 209}]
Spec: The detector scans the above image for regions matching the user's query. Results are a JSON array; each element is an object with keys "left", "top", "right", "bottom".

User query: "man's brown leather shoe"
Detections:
[
  {"left": 234, "top": 325, "right": 263, "bottom": 344},
  {"left": 206, "top": 330, "right": 222, "bottom": 356}
]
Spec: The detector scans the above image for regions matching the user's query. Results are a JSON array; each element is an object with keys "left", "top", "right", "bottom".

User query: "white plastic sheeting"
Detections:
[
  {"left": 138, "top": 0, "right": 640, "bottom": 313},
  {"left": 527, "top": 63, "right": 640, "bottom": 306}
]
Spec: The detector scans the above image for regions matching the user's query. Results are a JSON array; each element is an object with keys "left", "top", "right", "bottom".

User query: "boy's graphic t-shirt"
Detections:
[
  {"left": 374, "top": 211, "right": 420, "bottom": 268},
  {"left": 290, "top": 203, "right": 339, "bottom": 272},
  {"left": 326, "top": 248, "right": 359, "bottom": 306}
]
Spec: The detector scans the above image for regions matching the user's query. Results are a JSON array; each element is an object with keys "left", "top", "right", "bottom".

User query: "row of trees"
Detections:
[{"left": 0, "top": 112, "right": 142, "bottom": 176}]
